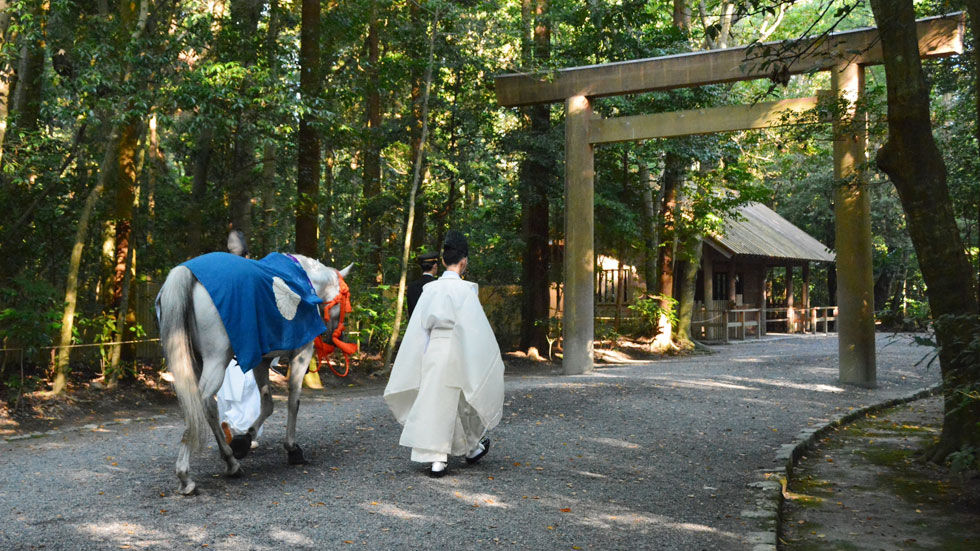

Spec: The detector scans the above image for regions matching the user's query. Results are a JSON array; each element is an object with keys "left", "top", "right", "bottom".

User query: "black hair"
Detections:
[{"left": 442, "top": 230, "right": 469, "bottom": 265}]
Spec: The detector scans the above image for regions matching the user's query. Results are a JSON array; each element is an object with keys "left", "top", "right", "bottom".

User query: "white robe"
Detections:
[
  {"left": 384, "top": 271, "right": 504, "bottom": 462},
  {"left": 216, "top": 360, "right": 263, "bottom": 437}
]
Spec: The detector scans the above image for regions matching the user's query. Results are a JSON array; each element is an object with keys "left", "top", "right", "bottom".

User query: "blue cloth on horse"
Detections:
[{"left": 182, "top": 252, "right": 326, "bottom": 372}]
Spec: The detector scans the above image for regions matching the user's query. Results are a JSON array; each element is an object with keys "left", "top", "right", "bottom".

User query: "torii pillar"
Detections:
[
  {"left": 564, "top": 95, "right": 595, "bottom": 375},
  {"left": 833, "top": 63, "right": 876, "bottom": 385}
]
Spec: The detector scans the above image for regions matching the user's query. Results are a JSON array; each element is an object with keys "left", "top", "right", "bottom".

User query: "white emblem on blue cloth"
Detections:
[{"left": 272, "top": 276, "right": 301, "bottom": 320}]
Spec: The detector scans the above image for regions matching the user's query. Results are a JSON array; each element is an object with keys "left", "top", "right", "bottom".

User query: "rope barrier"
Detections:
[{"left": 0, "top": 338, "right": 160, "bottom": 354}]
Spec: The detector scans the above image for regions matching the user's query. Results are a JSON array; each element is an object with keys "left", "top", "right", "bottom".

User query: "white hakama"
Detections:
[
  {"left": 384, "top": 272, "right": 504, "bottom": 463},
  {"left": 216, "top": 360, "right": 263, "bottom": 438}
]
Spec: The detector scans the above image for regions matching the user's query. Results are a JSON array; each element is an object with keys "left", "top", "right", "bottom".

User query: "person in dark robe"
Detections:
[{"left": 406, "top": 252, "right": 440, "bottom": 319}]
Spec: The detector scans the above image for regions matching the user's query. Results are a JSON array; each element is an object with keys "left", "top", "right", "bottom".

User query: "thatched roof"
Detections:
[{"left": 704, "top": 202, "right": 836, "bottom": 263}]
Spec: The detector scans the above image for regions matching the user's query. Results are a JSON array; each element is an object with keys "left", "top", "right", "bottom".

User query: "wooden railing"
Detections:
[
  {"left": 693, "top": 305, "right": 836, "bottom": 342},
  {"left": 691, "top": 307, "right": 763, "bottom": 342},
  {"left": 766, "top": 306, "right": 837, "bottom": 333}
]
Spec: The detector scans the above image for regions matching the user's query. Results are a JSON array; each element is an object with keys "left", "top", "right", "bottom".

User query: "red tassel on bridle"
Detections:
[{"left": 313, "top": 272, "right": 356, "bottom": 377}]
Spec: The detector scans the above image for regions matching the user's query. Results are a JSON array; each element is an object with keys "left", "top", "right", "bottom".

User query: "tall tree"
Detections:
[
  {"left": 361, "top": 0, "right": 384, "bottom": 282},
  {"left": 0, "top": 0, "right": 17, "bottom": 166},
  {"left": 868, "top": 0, "right": 980, "bottom": 461},
  {"left": 968, "top": 0, "right": 980, "bottom": 311},
  {"left": 296, "top": 0, "right": 321, "bottom": 257},
  {"left": 652, "top": 151, "right": 682, "bottom": 351},
  {"left": 518, "top": 0, "right": 553, "bottom": 354},
  {"left": 385, "top": 5, "right": 440, "bottom": 369},
  {"left": 227, "top": 0, "right": 265, "bottom": 238},
  {"left": 1, "top": 0, "right": 45, "bottom": 170}
]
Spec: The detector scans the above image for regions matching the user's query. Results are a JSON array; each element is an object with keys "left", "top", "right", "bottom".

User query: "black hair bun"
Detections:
[{"left": 442, "top": 230, "right": 469, "bottom": 263}]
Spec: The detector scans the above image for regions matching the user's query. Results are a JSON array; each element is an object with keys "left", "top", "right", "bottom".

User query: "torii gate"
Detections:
[{"left": 495, "top": 13, "right": 965, "bottom": 385}]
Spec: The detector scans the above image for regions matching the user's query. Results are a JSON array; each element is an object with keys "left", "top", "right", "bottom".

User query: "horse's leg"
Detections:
[
  {"left": 175, "top": 430, "right": 196, "bottom": 495},
  {"left": 228, "top": 360, "right": 272, "bottom": 458},
  {"left": 249, "top": 361, "right": 275, "bottom": 437},
  {"left": 284, "top": 344, "right": 314, "bottom": 465},
  {"left": 199, "top": 359, "right": 242, "bottom": 476}
]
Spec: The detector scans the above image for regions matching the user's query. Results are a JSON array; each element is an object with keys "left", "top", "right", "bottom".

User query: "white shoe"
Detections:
[
  {"left": 429, "top": 461, "right": 448, "bottom": 477},
  {"left": 465, "top": 437, "right": 490, "bottom": 464}
]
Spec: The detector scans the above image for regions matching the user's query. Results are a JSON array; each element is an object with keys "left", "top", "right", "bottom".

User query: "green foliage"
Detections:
[
  {"left": 0, "top": 277, "right": 62, "bottom": 362},
  {"left": 346, "top": 284, "right": 396, "bottom": 356},
  {"left": 629, "top": 294, "right": 678, "bottom": 336},
  {"left": 948, "top": 446, "right": 978, "bottom": 473}
]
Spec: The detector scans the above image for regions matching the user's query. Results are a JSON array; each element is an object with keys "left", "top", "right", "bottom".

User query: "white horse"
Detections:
[{"left": 157, "top": 253, "right": 352, "bottom": 495}]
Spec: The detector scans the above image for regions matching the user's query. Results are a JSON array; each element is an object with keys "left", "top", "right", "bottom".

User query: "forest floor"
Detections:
[{"left": 780, "top": 394, "right": 980, "bottom": 550}]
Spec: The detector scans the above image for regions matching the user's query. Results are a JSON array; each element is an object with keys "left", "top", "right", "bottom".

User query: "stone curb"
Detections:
[
  {"left": 743, "top": 383, "right": 941, "bottom": 551},
  {"left": 2, "top": 414, "right": 173, "bottom": 443}
]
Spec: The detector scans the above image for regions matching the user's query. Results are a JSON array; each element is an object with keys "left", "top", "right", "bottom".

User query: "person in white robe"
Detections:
[
  {"left": 384, "top": 230, "right": 505, "bottom": 477},
  {"left": 217, "top": 359, "right": 263, "bottom": 447}
]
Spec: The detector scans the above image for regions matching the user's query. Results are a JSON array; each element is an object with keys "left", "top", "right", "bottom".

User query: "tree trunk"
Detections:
[
  {"left": 106, "top": 220, "right": 135, "bottom": 387},
  {"left": 433, "top": 67, "right": 462, "bottom": 249},
  {"left": 639, "top": 160, "right": 659, "bottom": 292},
  {"left": 259, "top": 139, "right": 277, "bottom": 255},
  {"left": 111, "top": 121, "right": 142, "bottom": 307},
  {"left": 257, "top": 1, "right": 281, "bottom": 257},
  {"left": 187, "top": 125, "right": 213, "bottom": 257},
  {"left": 322, "top": 145, "right": 335, "bottom": 263},
  {"left": 383, "top": 7, "right": 440, "bottom": 370},
  {"left": 674, "top": 239, "right": 701, "bottom": 348},
  {"left": 0, "top": 0, "right": 15, "bottom": 166},
  {"left": 969, "top": 0, "right": 980, "bottom": 312},
  {"left": 652, "top": 152, "right": 682, "bottom": 349},
  {"left": 227, "top": 0, "right": 263, "bottom": 238},
  {"left": 518, "top": 0, "right": 552, "bottom": 354},
  {"left": 361, "top": 3, "right": 384, "bottom": 282},
  {"left": 673, "top": 0, "right": 690, "bottom": 31},
  {"left": 869, "top": 0, "right": 980, "bottom": 461},
  {"left": 1, "top": 0, "right": 45, "bottom": 168},
  {"left": 295, "top": 0, "right": 321, "bottom": 257}
]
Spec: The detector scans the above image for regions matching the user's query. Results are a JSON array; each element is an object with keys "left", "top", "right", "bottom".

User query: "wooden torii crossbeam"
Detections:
[
  {"left": 495, "top": 13, "right": 965, "bottom": 383},
  {"left": 496, "top": 14, "right": 963, "bottom": 106}
]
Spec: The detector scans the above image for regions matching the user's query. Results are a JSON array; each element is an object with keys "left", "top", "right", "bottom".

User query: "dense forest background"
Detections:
[{"left": 0, "top": 0, "right": 977, "bottom": 396}]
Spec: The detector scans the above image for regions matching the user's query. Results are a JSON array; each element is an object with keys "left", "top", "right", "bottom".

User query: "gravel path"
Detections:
[{"left": 0, "top": 333, "right": 939, "bottom": 550}]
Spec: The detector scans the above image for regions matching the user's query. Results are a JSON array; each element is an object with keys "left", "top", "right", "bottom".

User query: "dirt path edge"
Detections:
[{"left": 742, "top": 383, "right": 942, "bottom": 551}]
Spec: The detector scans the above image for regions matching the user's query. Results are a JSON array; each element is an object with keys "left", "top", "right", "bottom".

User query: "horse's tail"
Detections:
[{"left": 159, "top": 265, "right": 208, "bottom": 452}]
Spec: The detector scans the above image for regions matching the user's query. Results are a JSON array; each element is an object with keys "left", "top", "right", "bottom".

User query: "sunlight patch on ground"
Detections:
[
  {"left": 584, "top": 511, "right": 742, "bottom": 539},
  {"left": 646, "top": 377, "right": 759, "bottom": 391},
  {"left": 448, "top": 488, "right": 510, "bottom": 508},
  {"left": 66, "top": 468, "right": 111, "bottom": 482},
  {"left": 721, "top": 375, "right": 844, "bottom": 393},
  {"left": 574, "top": 470, "right": 609, "bottom": 479},
  {"left": 585, "top": 436, "right": 640, "bottom": 450},
  {"left": 79, "top": 521, "right": 173, "bottom": 548},
  {"left": 360, "top": 500, "right": 429, "bottom": 520},
  {"left": 268, "top": 527, "right": 314, "bottom": 546}
]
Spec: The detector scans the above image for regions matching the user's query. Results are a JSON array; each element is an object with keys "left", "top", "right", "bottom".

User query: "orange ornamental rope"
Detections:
[{"left": 314, "top": 272, "right": 357, "bottom": 377}]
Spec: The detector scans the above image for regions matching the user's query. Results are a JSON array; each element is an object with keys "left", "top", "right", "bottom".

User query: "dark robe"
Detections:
[{"left": 407, "top": 273, "right": 437, "bottom": 318}]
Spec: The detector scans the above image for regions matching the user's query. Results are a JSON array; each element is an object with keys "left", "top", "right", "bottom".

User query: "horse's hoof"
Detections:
[
  {"left": 285, "top": 444, "right": 308, "bottom": 465},
  {"left": 178, "top": 481, "right": 197, "bottom": 496},
  {"left": 230, "top": 434, "right": 253, "bottom": 459},
  {"left": 226, "top": 463, "right": 243, "bottom": 478}
]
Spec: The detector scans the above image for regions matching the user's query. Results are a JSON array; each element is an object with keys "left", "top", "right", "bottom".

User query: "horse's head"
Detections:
[{"left": 292, "top": 255, "right": 353, "bottom": 336}]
